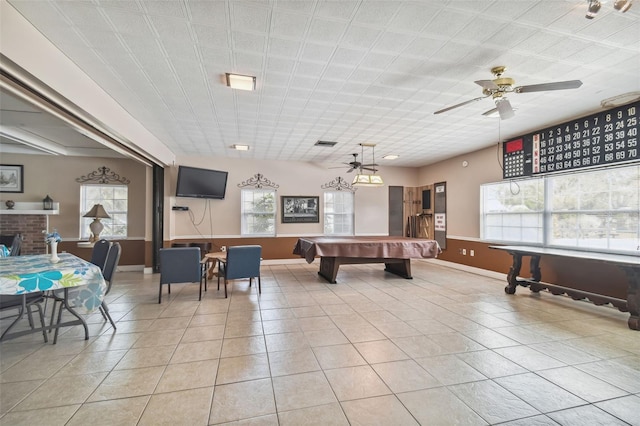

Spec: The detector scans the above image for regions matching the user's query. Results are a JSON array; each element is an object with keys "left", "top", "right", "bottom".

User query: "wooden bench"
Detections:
[{"left": 490, "top": 245, "right": 639, "bottom": 330}]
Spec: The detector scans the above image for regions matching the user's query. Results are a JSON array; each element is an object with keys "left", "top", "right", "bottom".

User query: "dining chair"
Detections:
[
  {"left": 9, "top": 234, "right": 23, "bottom": 256},
  {"left": 0, "top": 293, "right": 48, "bottom": 343},
  {"left": 217, "top": 245, "right": 262, "bottom": 298},
  {"left": 49, "top": 243, "right": 121, "bottom": 339},
  {"left": 158, "top": 247, "right": 207, "bottom": 303},
  {"left": 98, "top": 242, "right": 121, "bottom": 329},
  {"left": 90, "top": 239, "right": 112, "bottom": 270}
]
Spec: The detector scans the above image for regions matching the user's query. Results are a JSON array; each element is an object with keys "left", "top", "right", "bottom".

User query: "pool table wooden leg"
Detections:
[
  {"left": 384, "top": 259, "right": 412, "bottom": 279},
  {"left": 318, "top": 257, "right": 339, "bottom": 284}
]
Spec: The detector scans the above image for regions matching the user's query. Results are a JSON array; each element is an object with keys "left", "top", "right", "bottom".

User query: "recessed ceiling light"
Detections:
[
  {"left": 225, "top": 73, "right": 256, "bottom": 91},
  {"left": 232, "top": 144, "right": 250, "bottom": 151},
  {"left": 383, "top": 155, "right": 399, "bottom": 160}
]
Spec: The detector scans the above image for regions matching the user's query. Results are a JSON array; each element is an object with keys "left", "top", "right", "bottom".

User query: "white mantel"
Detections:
[{"left": 0, "top": 202, "right": 60, "bottom": 215}]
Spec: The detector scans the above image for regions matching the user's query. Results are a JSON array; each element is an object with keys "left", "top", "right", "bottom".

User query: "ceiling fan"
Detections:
[
  {"left": 332, "top": 152, "right": 378, "bottom": 173},
  {"left": 434, "top": 66, "right": 583, "bottom": 120}
]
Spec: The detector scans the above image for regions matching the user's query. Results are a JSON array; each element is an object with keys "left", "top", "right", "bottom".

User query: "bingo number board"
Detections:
[{"left": 502, "top": 101, "right": 639, "bottom": 179}]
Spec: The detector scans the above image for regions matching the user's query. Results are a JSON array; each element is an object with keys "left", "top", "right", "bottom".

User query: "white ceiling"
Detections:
[{"left": 3, "top": 0, "right": 639, "bottom": 167}]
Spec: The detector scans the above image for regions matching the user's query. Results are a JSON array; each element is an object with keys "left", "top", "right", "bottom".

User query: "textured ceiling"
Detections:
[{"left": 3, "top": 0, "right": 640, "bottom": 167}]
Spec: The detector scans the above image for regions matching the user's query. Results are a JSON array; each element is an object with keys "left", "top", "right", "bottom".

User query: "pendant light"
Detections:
[{"left": 352, "top": 143, "right": 384, "bottom": 187}]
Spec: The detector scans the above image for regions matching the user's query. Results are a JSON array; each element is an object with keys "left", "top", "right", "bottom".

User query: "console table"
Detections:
[{"left": 490, "top": 245, "right": 639, "bottom": 330}]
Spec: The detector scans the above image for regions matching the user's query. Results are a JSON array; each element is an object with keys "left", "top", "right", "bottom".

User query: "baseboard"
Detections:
[{"left": 421, "top": 258, "right": 506, "bottom": 280}]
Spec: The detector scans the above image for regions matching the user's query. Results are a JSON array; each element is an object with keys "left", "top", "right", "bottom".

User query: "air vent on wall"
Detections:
[{"left": 315, "top": 140, "right": 338, "bottom": 147}]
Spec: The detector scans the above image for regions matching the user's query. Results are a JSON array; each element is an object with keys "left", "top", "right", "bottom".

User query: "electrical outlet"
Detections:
[
  {"left": 470, "top": 250, "right": 475, "bottom": 257},
  {"left": 462, "top": 249, "right": 467, "bottom": 255}
]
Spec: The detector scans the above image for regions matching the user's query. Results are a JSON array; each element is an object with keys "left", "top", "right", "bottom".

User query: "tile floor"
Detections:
[{"left": 0, "top": 259, "right": 639, "bottom": 425}]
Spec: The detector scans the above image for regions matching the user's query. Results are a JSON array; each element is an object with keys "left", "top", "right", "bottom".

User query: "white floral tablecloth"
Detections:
[{"left": 0, "top": 253, "right": 106, "bottom": 314}]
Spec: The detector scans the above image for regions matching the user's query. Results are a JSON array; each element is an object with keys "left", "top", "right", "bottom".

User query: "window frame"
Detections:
[
  {"left": 480, "top": 164, "right": 640, "bottom": 254},
  {"left": 241, "top": 189, "right": 277, "bottom": 237},
  {"left": 79, "top": 184, "right": 128, "bottom": 239},
  {"left": 323, "top": 190, "right": 355, "bottom": 236}
]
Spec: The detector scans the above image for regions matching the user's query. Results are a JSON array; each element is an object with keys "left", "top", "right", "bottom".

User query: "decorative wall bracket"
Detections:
[
  {"left": 237, "top": 173, "right": 279, "bottom": 189},
  {"left": 76, "top": 166, "right": 130, "bottom": 184},
  {"left": 321, "top": 176, "right": 356, "bottom": 192}
]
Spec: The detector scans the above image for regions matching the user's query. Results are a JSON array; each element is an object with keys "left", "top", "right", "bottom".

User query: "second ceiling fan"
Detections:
[{"left": 434, "top": 66, "right": 583, "bottom": 120}]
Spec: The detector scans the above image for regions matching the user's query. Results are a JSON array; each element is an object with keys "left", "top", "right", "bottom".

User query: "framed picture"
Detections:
[
  {"left": 281, "top": 196, "right": 319, "bottom": 223},
  {"left": 0, "top": 165, "right": 24, "bottom": 193}
]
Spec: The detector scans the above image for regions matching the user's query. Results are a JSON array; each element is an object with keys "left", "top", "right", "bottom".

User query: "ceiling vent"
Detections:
[{"left": 315, "top": 140, "right": 338, "bottom": 147}]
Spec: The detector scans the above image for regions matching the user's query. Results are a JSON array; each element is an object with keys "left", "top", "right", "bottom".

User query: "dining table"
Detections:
[{"left": 0, "top": 253, "right": 107, "bottom": 343}]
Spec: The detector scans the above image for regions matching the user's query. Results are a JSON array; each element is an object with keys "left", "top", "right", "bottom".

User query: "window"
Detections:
[
  {"left": 481, "top": 164, "right": 640, "bottom": 253},
  {"left": 80, "top": 184, "right": 128, "bottom": 239},
  {"left": 241, "top": 189, "right": 276, "bottom": 236},
  {"left": 324, "top": 191, "right": 354, "bottom": 235},
  {"left": 481, "top": 179, "right": 544, "bottom": 244},
  {"left": 548, "top": 166, "right": 639, "bottom": 252}
]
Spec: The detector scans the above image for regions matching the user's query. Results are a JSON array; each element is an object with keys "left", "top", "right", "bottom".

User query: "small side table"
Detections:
[{"left": 204, "top": 251, "right": 227, "bottom": 279}]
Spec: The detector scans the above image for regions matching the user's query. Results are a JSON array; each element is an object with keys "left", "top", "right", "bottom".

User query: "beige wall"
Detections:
[
  {"left": 0, "top": 153, "right": 148, "bottom": 239},
  {"left": 165, "top": 156, "right": 420, "bottom": 239},
  {"left": 1, "top": 145, "right": 504, "bottom": 246},
  {"left": 418, "top": 144, "right": 503, "bottom": 238}
]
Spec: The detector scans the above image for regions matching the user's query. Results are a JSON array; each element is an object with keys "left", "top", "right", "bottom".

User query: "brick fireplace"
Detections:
[{"left": 0, "top": 214, "right": 48, "bottom": 254}]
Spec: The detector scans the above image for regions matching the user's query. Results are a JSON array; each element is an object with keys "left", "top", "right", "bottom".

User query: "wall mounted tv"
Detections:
[{"left": 175, "top": 166, "right": 228, "bottom": 199}]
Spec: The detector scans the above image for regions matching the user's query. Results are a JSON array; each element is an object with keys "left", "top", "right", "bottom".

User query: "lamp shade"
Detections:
[
  {"left": 352, "top": 173, "right": 384, "bottom": 187},
  {"left": 83, "top": 204, "right": 111, "bottom": 219}
]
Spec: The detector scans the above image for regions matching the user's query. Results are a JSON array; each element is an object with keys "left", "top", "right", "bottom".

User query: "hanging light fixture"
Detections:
[
  {"left": 585, "top": 0, "right": 602, "bottom": 18},
  {"left": 352, "top": 143, "right": 384, "bottom": 187}
]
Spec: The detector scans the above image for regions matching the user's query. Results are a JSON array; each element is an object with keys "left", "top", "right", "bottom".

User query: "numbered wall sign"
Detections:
[{"left": 503, "top": 101, "right": 639, "bottom": 179}]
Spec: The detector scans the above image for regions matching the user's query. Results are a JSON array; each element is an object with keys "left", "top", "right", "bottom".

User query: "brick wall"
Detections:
[{"left": 0, "top": 215, "right": 48, "bottom": 254}]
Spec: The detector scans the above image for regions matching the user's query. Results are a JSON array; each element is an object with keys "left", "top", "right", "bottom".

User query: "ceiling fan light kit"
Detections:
[
  {"left": 434, "top": 66, "right": 583, "bottom": 120},
  {"left": 613, "top": 0, "right": 633, "bottom": 12},
  {"left": 585, "top": 0, "right": 632, "bottom": 18},
  {"left": 586, "top": 0, "right": 601, "bottom": 18}
]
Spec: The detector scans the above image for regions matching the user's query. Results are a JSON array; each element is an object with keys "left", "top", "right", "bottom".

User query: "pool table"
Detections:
[{"left": 293, "top": 236, "right": 441, "bottom": 283}]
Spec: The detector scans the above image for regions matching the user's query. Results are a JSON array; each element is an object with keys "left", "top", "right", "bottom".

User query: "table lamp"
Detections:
[{"left": 84, "top": 204, "right": 111, "bottom": 243}]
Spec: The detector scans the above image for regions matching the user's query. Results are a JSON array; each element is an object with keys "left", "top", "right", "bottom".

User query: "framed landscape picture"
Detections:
[
  {"left": 0, "top": 165, "right": 24, "bottom": 193},
  {"left": 281, "top": 196, "right": 319, "bottom": 223}
]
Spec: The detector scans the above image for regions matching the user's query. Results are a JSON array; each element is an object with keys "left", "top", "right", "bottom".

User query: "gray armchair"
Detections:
[
  {"left": 159, "top": 247, "right": 207, "bottom": 303},
  {"left": 217, "top": 245, "right": 262, "bottom": 298}
]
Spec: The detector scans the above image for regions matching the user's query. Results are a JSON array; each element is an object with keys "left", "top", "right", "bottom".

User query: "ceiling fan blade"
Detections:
[
  {"left": 346, "top": 167, "right": 356, "bottom": 173},
  {"left": 360, "top": 163, "right": 379, "bottom": 167},
  {"left": 361, "top": 167, "right": 378, "bottom": 172},
  {"left": 482, "top": 107, "right": 498, "bottom": 117},
  {"left": 515, "top": 80, "right": 582, "bottom": 93},
  {"left": 474, "top": 80, "right": 499, "bottom": 90},
  {"left": 495, "top": 98, "right": 515, "bottom": 120},
  {"left": 433, "top": 95, "right": 489, "bottom": 115}
]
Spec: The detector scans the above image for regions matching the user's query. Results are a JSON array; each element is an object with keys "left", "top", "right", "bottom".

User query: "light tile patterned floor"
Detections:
[{"left": 1, "top": 260, "right": 639, "bottom": 425}]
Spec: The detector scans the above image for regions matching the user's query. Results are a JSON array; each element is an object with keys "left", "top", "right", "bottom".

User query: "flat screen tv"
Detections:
[{"left": 176, "top": 166, "right": 228, "bottom": 199}]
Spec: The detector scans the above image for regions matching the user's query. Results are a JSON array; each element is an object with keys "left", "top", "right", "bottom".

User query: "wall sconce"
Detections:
[
  {"left": 83, "top": 204, "right": 111, "bottom": 243},
  {"left": 43, "top": 195, "right": 53, "bottom": 210}
]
